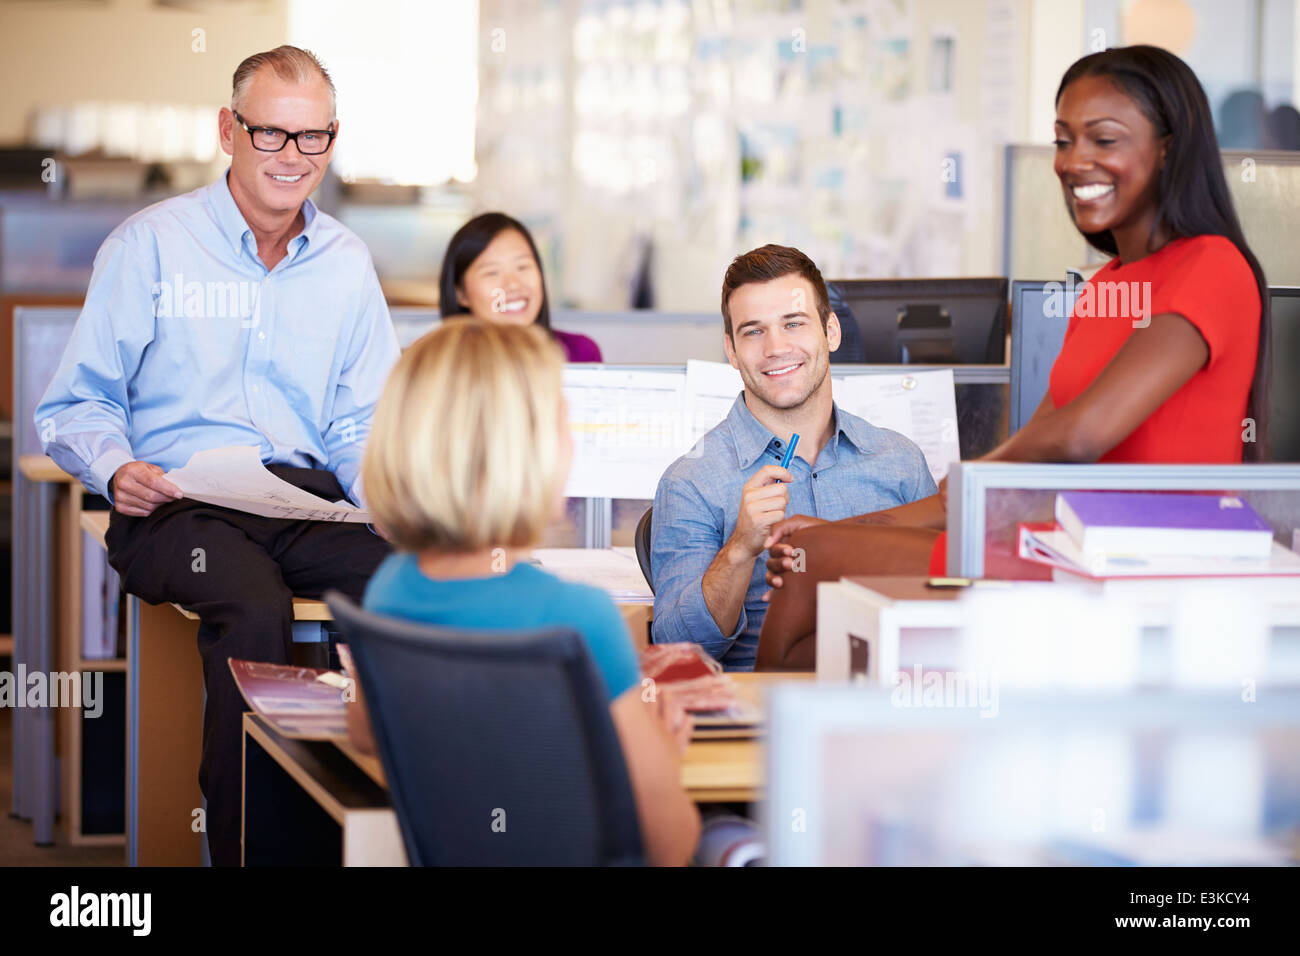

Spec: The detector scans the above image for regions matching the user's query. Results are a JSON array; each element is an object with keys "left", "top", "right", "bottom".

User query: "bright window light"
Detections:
[{"left": 288, "top": 0, "right": 478, "bottom": 184}]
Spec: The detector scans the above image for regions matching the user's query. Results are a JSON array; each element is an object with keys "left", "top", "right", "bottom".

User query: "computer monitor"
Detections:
[
  {"left": 1269, "top": 288, "right": 1300, "bottom": 462},
  {"left": 1009, "top": 282, "right": 1300, "bottom": 460},
  {"left": 1008, "top": 278, "right": 1080, "bottom": 432},
  {"left": 829, "top": 277, "right": 1009, "bottom": 364}
]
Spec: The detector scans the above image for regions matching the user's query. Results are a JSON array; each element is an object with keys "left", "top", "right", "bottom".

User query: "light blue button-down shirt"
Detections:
[
  {"left": 650, "top": 392, "right": 937, "bottom": 670},
  {"left": 35, "top": 172, "right": 399, "bottom": 504}
]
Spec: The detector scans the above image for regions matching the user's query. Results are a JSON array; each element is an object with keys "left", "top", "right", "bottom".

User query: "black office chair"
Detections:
[
  {"left": 324, "top": 592, "right": 644, "bottom": 866},
  {"left": 634, "top": 506, "right": 654, "bottom": 594}
]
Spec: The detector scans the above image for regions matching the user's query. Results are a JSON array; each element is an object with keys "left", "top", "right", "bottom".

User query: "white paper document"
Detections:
[
  {"left": 532, "top": 547, "right": 654, "bottom": 604},
  {"left": 832, "top": 369, "right": 961, "bottom": 482},
  {"left": 684, "top": 360, "right": 743, "bottom": 447},
  {"left": 562, "top": 368, "right": 689, "bottom": 500},
  {"left": 681, "top": 362, "right": 961, "bottom": 483},
  {"left": 164, "top": 445, "right": 371, "bottom": 522}
]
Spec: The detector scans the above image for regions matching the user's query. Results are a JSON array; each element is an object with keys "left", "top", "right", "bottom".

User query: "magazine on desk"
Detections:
[
  {"left": 229, "top": 659, "right": 351, "bottom": 739},
  {"left": 640, "top": 643, "right": 763, "bottom": 738},
  {"left": 1018, "top": 521, "right": 1300, "bottom": 580}
]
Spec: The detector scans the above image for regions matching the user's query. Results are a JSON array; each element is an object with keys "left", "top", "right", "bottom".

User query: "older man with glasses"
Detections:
[{"left": 36, "top": 45, "right": 399, "bottom": 866}]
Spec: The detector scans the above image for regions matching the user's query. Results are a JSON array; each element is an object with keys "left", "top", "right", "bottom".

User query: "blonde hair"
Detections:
[
  {"left": 232, "top": 45, "right": 337, "bottom": 121},
  {"left": 363, "top": 320, "right": 567, "bottom": 554}
]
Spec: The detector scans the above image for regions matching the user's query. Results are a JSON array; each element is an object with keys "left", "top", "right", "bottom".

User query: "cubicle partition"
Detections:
[
  {"left": 11, "top": 306, "right": 80, "bottom": 844},
  {"left": 556, "top": 363, "right": 1009, "bottom": 550},
  {"left": 947, "top": 461, "right": 1300, "bottom": 580},
  {"left": 389, "top": 307, "right": 726, "bottom": 365}
]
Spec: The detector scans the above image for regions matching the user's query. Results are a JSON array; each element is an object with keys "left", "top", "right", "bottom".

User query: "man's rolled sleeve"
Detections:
[{"left": 650, "top": 474, "right": 747, "bottom": 661}]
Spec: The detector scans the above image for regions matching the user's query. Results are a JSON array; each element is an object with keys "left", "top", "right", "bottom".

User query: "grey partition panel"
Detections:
[
  {"left": 385, "top": 308, "right": 725, "bottom": 364},
  {"left": 0, "top": 194, "right": 153, "bottom": 295},
  {"left": 552, "top": 310, "right": 724, "bottom": 364},
  {"left": 12, "top": 307, "right": 80, "bottom": 843},
  {"left": 14, "top": 307, "right": 80, "bottom": 455},
  {"left": 1005, "top": 145, "right": 1300, "bottom": 285}
]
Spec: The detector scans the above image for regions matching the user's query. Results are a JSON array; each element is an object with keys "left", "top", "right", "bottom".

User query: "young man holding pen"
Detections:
[{"left": 649, "top": 245, "right": 935, "bottom": 669}]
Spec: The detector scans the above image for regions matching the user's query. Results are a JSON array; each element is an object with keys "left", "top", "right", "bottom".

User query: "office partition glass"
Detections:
[{"left": 947, "top": 462, "right": 1300, "bottom": 579}]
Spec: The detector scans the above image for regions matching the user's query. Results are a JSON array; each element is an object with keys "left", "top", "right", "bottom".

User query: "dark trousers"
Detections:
[{"left": 106, "top": 466, "right": 391, "bottom": 866}]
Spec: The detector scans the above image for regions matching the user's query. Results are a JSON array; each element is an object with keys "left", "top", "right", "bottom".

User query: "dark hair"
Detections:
[
  {"left": 1056, "top": 45, "right": 1271, "bottom": 460},
  {"left": 720, "top": 244, "right": 831, "bottom": 339},
  {"left": 438, "top": 212, "right": 551, "bottom": 330}
]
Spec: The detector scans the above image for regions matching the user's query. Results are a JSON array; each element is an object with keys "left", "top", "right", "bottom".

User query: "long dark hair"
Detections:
[
  {"left": 438, "top": 212, "right": 551, "bottom": 330},
  {"left": 1057, "top": 45, "right": 1271, "bottom": 460}
]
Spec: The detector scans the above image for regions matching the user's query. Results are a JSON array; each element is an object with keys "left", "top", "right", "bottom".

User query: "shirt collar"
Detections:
[
  {"left": 725, "top": 391, "right": 876, "bottom": 469},
  {"left": 208, "top": 170, "right": 318, "bottom": 262}
]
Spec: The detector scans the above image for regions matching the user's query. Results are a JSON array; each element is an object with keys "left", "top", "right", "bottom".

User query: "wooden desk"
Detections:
[
  {"left": 242, "top": 714, "right": 406, "bottom": 866},
  {"left": 680, "top": 673, "right": 813, "bottom": 803},
  {"left": 93, "top": 539, "right": 652, "bottom": 866},
  {"left": 333, "top": 671, "right": 812, "bottom": 805},
  {"left": 242, "top": 672, "right": 809, "bottom": 865}
]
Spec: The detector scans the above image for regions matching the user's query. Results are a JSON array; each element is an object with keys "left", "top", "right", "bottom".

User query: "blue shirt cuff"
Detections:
[
  {"left": 89, "top": 445, "right": 135, "bottom": 503},
  {"left": 656, "top": 576, "right": 748, "bottom": 659}
]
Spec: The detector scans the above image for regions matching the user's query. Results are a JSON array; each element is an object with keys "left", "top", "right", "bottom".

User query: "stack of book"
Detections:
[{"left": 1018, "top": 491, "right": 1300, "bottom": 579}]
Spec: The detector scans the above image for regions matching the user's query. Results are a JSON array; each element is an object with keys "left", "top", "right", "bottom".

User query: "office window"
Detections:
[{"left": 288, "top": 0, "right": 479, "bottom": 184}]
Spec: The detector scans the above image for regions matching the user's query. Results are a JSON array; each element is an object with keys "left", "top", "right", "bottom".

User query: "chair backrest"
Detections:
[
  {"left": 634, "top": 506, "right": 654, "bottom": 594},
  {"left": 324, "top": 592, "right": 644, "bottom": 866}
]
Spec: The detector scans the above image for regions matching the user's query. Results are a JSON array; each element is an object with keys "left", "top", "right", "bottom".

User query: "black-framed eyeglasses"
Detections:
[{"left": 232, "top": 110, "right": 336, "bottom": 154}]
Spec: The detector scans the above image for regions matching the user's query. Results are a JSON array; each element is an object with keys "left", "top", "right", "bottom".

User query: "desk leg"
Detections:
[
  {"left": 11, "top": 474, "right": 32, "bottom": 823},
  {"left": 126, "top": 598, "right": 204, "bottom": 866},
  {"left": 30, "top": 481, "right": 59, "bottom": 845}
]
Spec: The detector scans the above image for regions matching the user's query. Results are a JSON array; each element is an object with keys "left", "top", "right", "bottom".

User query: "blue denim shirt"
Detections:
[{"left": 650, "top": 392, "right": 936, "bottom": 670}]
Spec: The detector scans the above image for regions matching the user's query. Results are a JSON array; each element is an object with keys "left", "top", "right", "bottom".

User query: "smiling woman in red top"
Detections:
[{"left": 756, "top": 45, "right": 1273, "bottom": 668}]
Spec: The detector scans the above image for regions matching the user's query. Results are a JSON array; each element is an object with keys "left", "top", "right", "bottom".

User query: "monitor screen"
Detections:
[
  {"left": 1008, "top": 279, "right": 1078, "bottom": 432},
  {"left": 1010, "top": 282, "right": 1299, "bottom": 460},
  {"left": 829, "top": 277, "right": 1008, "bottom": 365},
  {"left": 1269, "top": 288, "right": 1300, "bottom": 462}
]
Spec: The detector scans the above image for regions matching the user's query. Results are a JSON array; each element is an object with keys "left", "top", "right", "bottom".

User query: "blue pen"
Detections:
[{"left": 778, "top": 433, "right": 800, "bottom": 476}]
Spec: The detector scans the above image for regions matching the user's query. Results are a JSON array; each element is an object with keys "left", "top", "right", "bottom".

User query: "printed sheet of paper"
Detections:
[
  {"left": 682, "top": 362, "right": 960, "bottom": 482},
  {"left": 532, "top": 548, "right": 654, "bottom": 604},
  {"left": 562, "top": 368, "right": 689, "bottom": 500},
  {"left": 164, "top": 445, "right": 371, "bottom": 522},
  {"left": 832, "top": 370, "right": 960, "bottom": 482},
  {"left": 685, "top": 360, "right": 743, "bottom": 446}
]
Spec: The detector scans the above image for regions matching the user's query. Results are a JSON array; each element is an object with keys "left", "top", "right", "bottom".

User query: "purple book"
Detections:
[{"left": 1055, "top": 492, "right": 1274, "bottom": 559}]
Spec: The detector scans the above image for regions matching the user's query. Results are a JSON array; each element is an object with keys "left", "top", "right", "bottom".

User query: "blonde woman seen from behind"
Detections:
[{"left": 361, "top": 319, "right": 700, "bottom": 866}]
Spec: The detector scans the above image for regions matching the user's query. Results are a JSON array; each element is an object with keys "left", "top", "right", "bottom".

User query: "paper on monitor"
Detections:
[
  {"left": 831, "top": 369, "right": 960, "bottom": 482},
  {"left": 682, "top": 361, "right": 960, "bottom": 482},
  {"left": 685, "top": 360, "right": 743, "bottom": 446},
  {"left": 532, "top": 547, "right": 654, "bottom": 604},
  {"left": 562, "top": 368, "right": 688, "bottom": 500},
  {"left": 164, "top": 445, "right": 371, "bottom": 522}
]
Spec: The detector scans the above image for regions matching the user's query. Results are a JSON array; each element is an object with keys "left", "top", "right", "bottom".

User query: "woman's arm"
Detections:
[
  {"left": 984, "top": 312, "right": 1209, "bottom": 463},
  {"left": 609, "top": 689, "right": 701, "bottom": 866},
  {"left": 757, "top": 523, "right": 942, "bottom": 670}
]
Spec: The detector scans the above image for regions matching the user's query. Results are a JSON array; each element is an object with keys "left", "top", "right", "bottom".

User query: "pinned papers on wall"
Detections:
[
  {"left": 832, "top": 369, "right": 961, "bottom": 482},
  {"left": 559, "top": 363, "right": 960, "bottom": 498},
  {"left": 562, "top": 368, "right": 689, "bottom": 500},
  {"left": 685, "top": 359, "right": 743, "bottom": 446}
]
